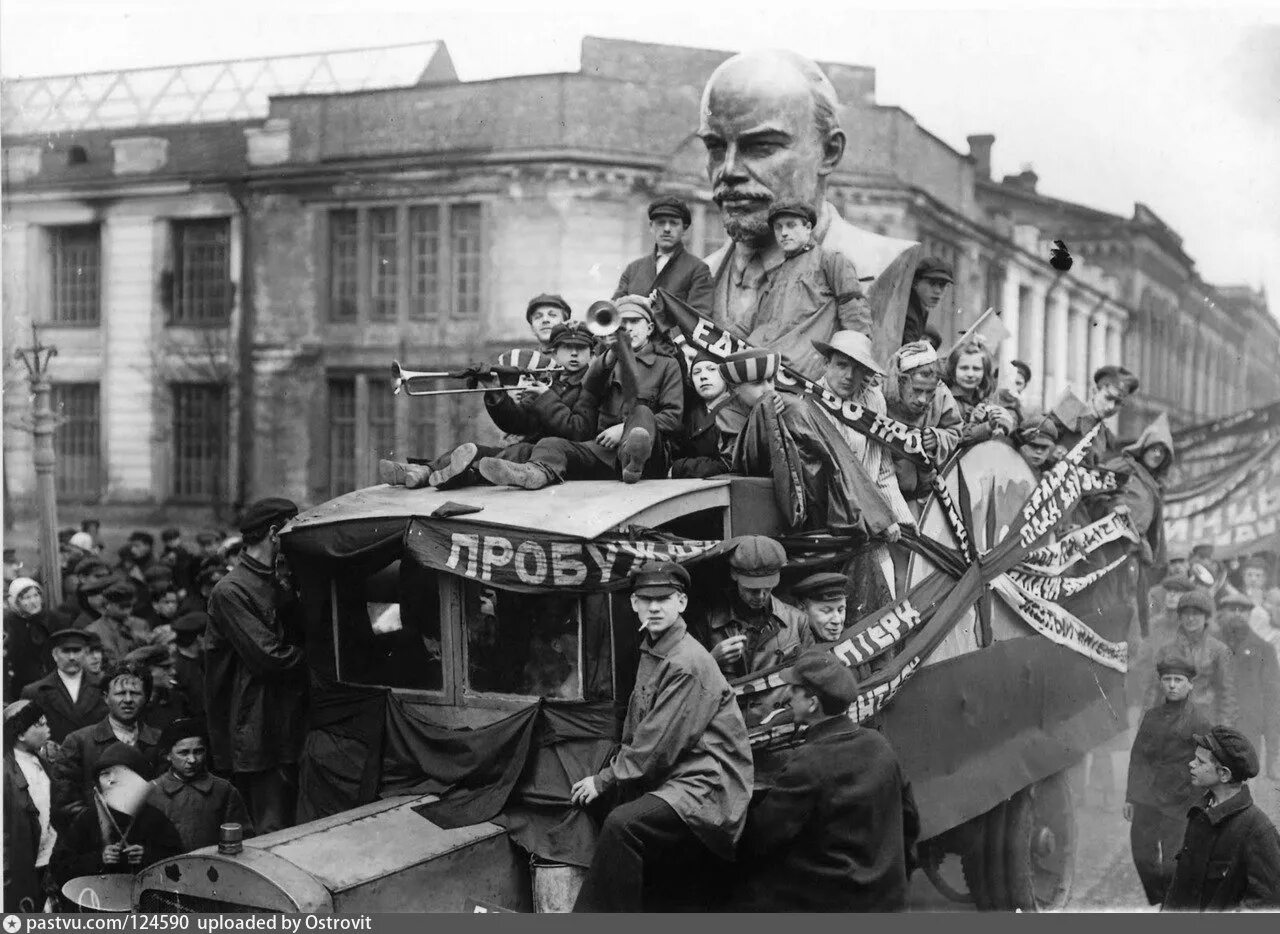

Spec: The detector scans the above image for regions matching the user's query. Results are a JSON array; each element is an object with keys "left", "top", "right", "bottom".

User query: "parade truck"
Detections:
[{"left": 133, "top": 434, "right": 1137, "bottom": 914}]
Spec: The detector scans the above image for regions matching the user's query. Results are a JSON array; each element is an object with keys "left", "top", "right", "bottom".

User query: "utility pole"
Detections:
[{"left": 13, "top": 323, "right": 62, "bottom": 606}]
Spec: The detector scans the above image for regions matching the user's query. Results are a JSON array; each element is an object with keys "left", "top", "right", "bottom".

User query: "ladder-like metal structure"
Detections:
[{"left": 1, "top": 41, "right": 445, "bottom": 136}]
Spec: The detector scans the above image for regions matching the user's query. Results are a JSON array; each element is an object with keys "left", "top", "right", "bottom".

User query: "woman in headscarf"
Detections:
[
  {"left": 942, "top": 336, "right": 1016, "bottom": 448},
  {"left": 4, "top": 578, "right": 53, "bottom": 701}
]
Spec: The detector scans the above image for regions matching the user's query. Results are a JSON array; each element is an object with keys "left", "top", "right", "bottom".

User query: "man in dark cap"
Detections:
[
  {"left": 792, "top": 572, "right": 851, "bottom": 645},
  {"left": 51, "top": 661, "right": 161, "bottom": 831},
  {"left": 1049, "top": 364, "right": 1140, "bottom": 466},
  {"left": 85, "top": 578, "right": 154, "bottom": 667},
  {"left": 170, "top": 611, "right": 208, "bottom": 719},
  {"left": 1162, "top": 727, "right": 1280, "bottom": 910},
  {"left": 615, "top": 196, "right": 713, "bottom": 314},
  {"left": 725, "top": 199, "right": 874, "bottom": 383},
  {"left": 696, "top": 535, "right": 806, "bottom": 682},
  {"left": 20, "top": 629, "right": 107, "bottom": 742},
  {"left": 570, "top": 562, "right": 752, "bottom": 912},
  {"left": 1125, "top": 655, "right": 1213, "bottom": 904},
  {"left": 206, "top": 497, "right": 306, "bottom": 834},
  {"left": 1146, "top": 590, "right": 1237, "bottom": 727},
  {"left": 734, "top": 649, "right": 918, "bottom": 911},
  {"left": 902, "top": 257, "right": 953, "bottom": 347},
  {"left": 147, "top": 718, "right": 252, "bottom": 852},
  {"left": 1215, "top": 589, "right": 1279, "bottom": 779},
  {"left": 65, "top": 563, "right": 114, "bottom": 631}
]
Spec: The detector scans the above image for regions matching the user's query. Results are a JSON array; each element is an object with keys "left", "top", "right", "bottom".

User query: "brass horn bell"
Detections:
[{"left": 587, "top": 300, "right": 621, "bottom": 337}]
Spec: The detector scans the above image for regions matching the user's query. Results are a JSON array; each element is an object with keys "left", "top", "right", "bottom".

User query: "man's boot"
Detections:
[
  {"left": 429, "top": 443, "right": 480, "bottom": 490},
  {"left": 618, "top": 427, "right": 652, "bottom": 484},
  {"left": 378, "top": 459, "right": 432, "bottom": 489},
  {"left": 477, "top": 457, "right": 551, "bottom": 490}
]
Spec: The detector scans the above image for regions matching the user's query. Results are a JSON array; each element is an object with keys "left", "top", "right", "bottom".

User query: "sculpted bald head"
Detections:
[{"left": 699, "top": 50, "right": 846, "bottom": 247}]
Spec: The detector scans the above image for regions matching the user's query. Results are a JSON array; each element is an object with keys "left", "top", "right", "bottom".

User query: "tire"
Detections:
[
  {"left": 923, "top": 856, "right": 974, "bottom": 904},
  {"left": 960, "top": 811, "right": 991, "bottom": 910},
  {"left": 1003, "top": 771, "right": 1077, "bottom": 911},
  {"left": 982, "top": 800, "right": 1011, "bottom": 909}
]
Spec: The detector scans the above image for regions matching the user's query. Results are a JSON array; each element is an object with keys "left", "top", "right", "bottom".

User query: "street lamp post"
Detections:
[{"left": 13, "top": 323, "right": 62, "bottom": 606}]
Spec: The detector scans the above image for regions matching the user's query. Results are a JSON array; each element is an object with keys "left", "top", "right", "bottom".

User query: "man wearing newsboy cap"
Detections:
[
  {"left": 614, "top": 197, "right": 713, "bottom": 314},
  {"left": 733, "top": 650, "right": 919, "bottom": 911},
  {"left": 205, "top": 497, "right": 306, "bottom": 836},
  {"left": 570, "top": 562, "right": 752, "bottom": 912},
  {"left": 1161, "top": 726, "right": 1280, "bottom": 910}
]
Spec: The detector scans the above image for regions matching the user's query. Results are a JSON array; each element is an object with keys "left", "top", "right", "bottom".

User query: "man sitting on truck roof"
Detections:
[
  {"left": 569, "top": 562, "right": 752, "bottom": 912},
  {"left": 477, "top": 295, "right": 685, "bottom": 489}
]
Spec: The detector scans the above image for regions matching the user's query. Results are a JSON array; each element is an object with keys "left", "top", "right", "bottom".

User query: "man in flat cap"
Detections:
[
  {"left": 615, "top": 197, "right": 713, "bottom": 315},
  {"left": 206, "top": 497, "right": 306, "bottom": 834},
  {"left": 1162, "top": 727, "right": 1280, "bottom": 910},
  {"left": 1214, "top": 589, "right": 1279, "bottom": 779},
  {"left": 1125, "top": 655, "right": 1213, "bottom": 904},
  {"left": 1145, "top": 590, "right": 1237, "bottom": 728},
  {"left": 734, "top": 649, "right": 918, "bottom": 911},
  {"left": 170, "top": 611, "right": 208, "bottom": 720},
  {"left": 21, "top": 630, "right": 106, "bottom": 744},
  {"left": 570, "top": 562, "right": 752, "bottom": 912},
  {"left": 791, "top": 572, "right": 851, "bottom": 646},
  {"left": 84, "top": 578, "right": 155, "bottom": 667},
  {"left": 1049, "top": 364, "right": 1139, "bottom": 466}
]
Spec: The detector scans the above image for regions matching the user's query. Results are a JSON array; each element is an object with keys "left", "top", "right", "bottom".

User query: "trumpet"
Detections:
[
  {"left": 587, "top": 300, "right": 621, "bottom": 338},
  {"left": 392, "top": 360, "right": 559, "bottom": 397}
]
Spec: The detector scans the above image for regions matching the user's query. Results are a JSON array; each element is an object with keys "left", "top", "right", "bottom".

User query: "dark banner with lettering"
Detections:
[
  {"left": 404, "top": 520, "right": 728, "bottom": 593},
  {"left": 1164, "top": 400, "right": 1280, "bottom": 558}
]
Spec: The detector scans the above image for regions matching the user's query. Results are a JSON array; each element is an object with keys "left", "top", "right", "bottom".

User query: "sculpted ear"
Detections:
[{"left": 818, "top": 127, "right": 846, "bottom": 178}]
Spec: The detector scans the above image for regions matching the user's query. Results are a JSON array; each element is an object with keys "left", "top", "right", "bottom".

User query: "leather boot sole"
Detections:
[
  {"left": 428, "top": 443, "right": 479, "bottom": 490},
  {"left": 378, "top": 459, "right": 408, "bottom": 486},
  {"left": 619, "top": 427, "right": 652, "bottom": 484},
  {"left": 477, "top": 457, "right": 550, "bottom": 490}
]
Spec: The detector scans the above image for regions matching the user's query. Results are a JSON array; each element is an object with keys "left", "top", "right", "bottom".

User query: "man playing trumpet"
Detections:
[{"left": 478, "top": 295, "right": 685, "bottom": 488}]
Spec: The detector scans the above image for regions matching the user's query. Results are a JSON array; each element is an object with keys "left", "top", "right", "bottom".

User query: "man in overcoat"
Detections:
[
  {"left": 20, "top": 628, "right": 106, "bottom": 743},
  {"left": 615, "top": 197, "right": 713, "bottom": 315},
  {"left": 205, "top": 497, "right": 307, "bottom": 834}
]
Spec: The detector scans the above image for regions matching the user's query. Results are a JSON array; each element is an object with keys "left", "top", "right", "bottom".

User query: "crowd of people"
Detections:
[{"left": 5, "top": 45, "right": 1279, "bottom": 914}]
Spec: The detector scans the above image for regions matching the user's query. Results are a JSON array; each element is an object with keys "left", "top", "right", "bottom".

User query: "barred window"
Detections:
[
  {"left": 328, "top": 378, "right": 358, "bottom": 497},
  {"left": 49, "top": 225, "right": 101, "bottom": 325},
  {"left": 326, "top": 202, "right": 482, "bottom": 324},
  {"left": 329, "top": 210, "right": 359, "bottom": 322},
  {"left": 170, "top": 219, "right": 232, "bottom": 324},
  {"left": 171, "top": 384, "right": 227, "bottom": 502},
  {"left": 369, "top": 208, "right": 399, "bottom": 322},
  {"left": 52, "top": 383, "right": 101, "bottom": 498}
]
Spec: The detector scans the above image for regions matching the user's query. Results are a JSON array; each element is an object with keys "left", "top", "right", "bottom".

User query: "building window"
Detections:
[
  {"left": 168, "top": 218, "right": 232, "bottom": 325},
  {"left": 171, "top": 384, "right": 228, "bottom": 502},
  {"left": 51, "top": 383, "right": 101, "bottom": 499},
  {"left": 49, "top": 225, "right": 101, "bottom": 325},
  {"left": 328, "top": 378, "right": 358, "bottom": 497},
  {"left": 325, "top": 202, "right": 484, "bottom": 324}
]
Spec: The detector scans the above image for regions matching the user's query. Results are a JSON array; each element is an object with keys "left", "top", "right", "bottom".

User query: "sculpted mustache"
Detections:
[{"left": 713, "top": 188, "right": 772, "bottom": 205}]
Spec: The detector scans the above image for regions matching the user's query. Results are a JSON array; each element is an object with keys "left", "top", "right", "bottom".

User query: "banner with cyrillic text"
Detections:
[
  {"left": 989, "top": 574, "right": 1128, "bottom": 672},
  {"left": 1018, "top": 511, "right": 1138, "bottom": 577},
  {"left": 405, "top": 520, "right": 726, "bottom": 593}
]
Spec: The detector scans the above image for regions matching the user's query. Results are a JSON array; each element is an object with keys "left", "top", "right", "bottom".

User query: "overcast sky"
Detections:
[{"left": 4, "top": 0, "right": 1278, "bottom": 313}]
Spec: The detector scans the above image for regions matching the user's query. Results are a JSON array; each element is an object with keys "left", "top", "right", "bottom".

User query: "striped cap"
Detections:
[
  {"left": 494, "top": 348, "right": 561, "bottom": 386},
  {"left": 719, "top": 349, "right": 780, "bottom": 385}
]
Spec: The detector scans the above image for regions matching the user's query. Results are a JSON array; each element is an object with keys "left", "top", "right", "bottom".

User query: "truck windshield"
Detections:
[
  {"left": 336, "top": 560, "right": 444, "bottom": 692},
  {"left": 462, "top": 582, "right": 582, "bottom": 700}
]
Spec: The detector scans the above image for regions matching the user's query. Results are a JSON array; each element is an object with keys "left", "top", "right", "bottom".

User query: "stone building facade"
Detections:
[{"left": 3, "top": 37, "right": 1275, "bottom": 514}]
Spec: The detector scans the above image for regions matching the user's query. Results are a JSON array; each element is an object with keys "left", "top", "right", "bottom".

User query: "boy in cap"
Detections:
[
  {"left": 1162, "top": 727, "right": 1280, "bottom": 910},
  {"left": 1146, "top": 590, "right": 1238, "bottom": 727},
  {"left": 48, "top": 741, "right": 182, "bottom": 888},
  {"left": 148, "top": 718, "right": 252, "bottom": 852},
  {"left": 1049, "top": 364, "right": 1139, "bottom": 466},
  {"left": 1125, "top": 655, "right": 1213, "bottom": 904},
  {"left": 903, "top": 256, "right": 954, "bottom": 348},
  {"left": 882, "top": 340, "right": 963, "bottom": 504},
  {"left": 735, "top": 649, "right": 918, "bottom": 911},
  {"left": 4, "top": 699, "right": 58, "bottom": 911},
  {"left": 206, "top": 497, "right": 306, "bottom": 833},
  {"left": 668, "top": 348, "right": 748, "bottom": 479},
  {"left": 1214, "top": 589, "right": 1279, "bottom": 779},
  {"left": 737, "top": 200, "right": 872, "bottom": 383},
  {"left": 570, "top": 562, "right": 752, "bottom": 912},
  {"left": 52, "top": 661, "right": 161, "bottom": 831},
  {"left": 478, "top": 295, "right": 685, "bottom": 488},
  {"left": 615, "top": 197, "right": 713, "bottom": 315},
  {"left": 392, "top": 321, "right": 601, "bottom": 490},
  {"left": 20, "top": 628, "right": 107, "bottom": 743}
]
